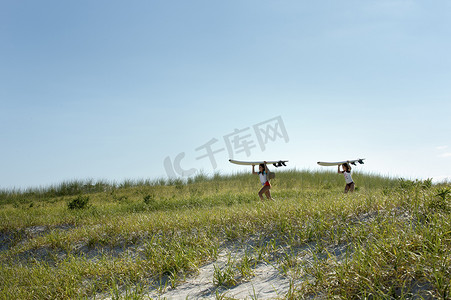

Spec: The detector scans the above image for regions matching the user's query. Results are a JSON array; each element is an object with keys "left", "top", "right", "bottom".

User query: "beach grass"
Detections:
[{"left": 0, "top": 170, "right": 450, "bottom": 299}]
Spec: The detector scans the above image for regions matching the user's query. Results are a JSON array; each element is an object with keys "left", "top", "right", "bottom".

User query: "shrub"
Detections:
[
  {"left": 67, "top": 195, "right": 90, "bottom": 210},
  {"left": 143, "top": 194, "right": 155, "bottom": 204},
  {"left": 428, "top": 188, "right": 451, "bottom": 212}
]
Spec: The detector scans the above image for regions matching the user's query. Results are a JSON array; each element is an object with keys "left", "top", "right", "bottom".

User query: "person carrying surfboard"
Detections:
[
  {"left": 338, "top": 163, "right": 355, "bottom": 193},
  {"left": 252, "top": 161, "right": 274, "bottom": 200}
]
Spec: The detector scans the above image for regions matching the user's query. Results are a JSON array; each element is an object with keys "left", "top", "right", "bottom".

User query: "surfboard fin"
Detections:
[
  {"left": 273, "top": 161, "right": 287, "bottom": 167},
  {"left": 358, "top": 159, "right": 365, "bottom": 164}
]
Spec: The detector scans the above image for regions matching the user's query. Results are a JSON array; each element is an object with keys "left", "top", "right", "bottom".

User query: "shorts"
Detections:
[
  {"left": 262, "top": 181, "right": 270, "bottom": 187},
  {"left": 345, "top": 182, "right": 355, "bottom": 193}
]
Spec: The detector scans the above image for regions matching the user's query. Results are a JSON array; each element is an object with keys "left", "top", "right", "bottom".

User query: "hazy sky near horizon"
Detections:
[{"left": 1, "top": 0, "right": 451, "bottom": 189}]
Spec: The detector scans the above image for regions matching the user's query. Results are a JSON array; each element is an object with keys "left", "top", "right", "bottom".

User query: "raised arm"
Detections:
[
  {"left": 338, "top": 164, "right": 343, "bottom": 174},
  {"left": 252, "top": 165, "right": 258, "bottom": 175}
]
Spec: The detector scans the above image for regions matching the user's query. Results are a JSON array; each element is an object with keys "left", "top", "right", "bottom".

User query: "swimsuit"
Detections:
[
  {"left": 343, "top": 171, "right": 353, "bottom": 184},
  {"left": 259, "top": 171, "right": 270, "bottom": 186}
]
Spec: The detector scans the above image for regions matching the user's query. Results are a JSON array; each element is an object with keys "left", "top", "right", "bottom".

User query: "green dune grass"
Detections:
[{"left": 0, "top": 170, "right": 450, "bottom": 299}]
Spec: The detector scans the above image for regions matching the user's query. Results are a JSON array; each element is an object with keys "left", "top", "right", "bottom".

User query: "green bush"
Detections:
[
  {"left": 143, "top": 194, "right": 155, "bottom": 204},
  {"left": 67, "top": 195, "right": 90, "bottom": 210}
]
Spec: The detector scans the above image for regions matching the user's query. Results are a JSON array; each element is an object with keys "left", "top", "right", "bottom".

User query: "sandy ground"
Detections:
[
  {"left": 1, "top": 226, "right": 345, "bottom": 299},
  {"left": 130, "top": 242, "right": 351, "bottom": 300},
  {"left": 145, "top": 249, "right": 295, "bottom": 299}
]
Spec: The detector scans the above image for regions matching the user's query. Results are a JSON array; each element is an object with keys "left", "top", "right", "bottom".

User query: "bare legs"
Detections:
[{"left": 258, "top": 185, "right": 273, "bottom": 200}]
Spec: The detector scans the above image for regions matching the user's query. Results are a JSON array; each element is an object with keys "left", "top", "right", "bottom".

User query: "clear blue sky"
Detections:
[{"left": 1, "top": 0, "right": 450, "bottom": 189}]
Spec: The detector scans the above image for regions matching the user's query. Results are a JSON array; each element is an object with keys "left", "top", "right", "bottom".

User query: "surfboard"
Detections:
[
  {"left": 317, "top": 158, "right": 365, "bottom": 167},
  {"left": 229, "top": 159, "right": 288, "bottom": 167}
]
